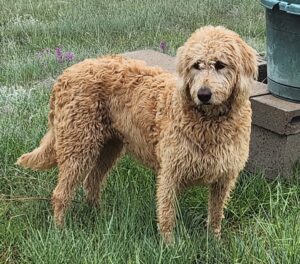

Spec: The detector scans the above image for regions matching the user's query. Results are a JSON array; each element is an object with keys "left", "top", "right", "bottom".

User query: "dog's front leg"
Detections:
[
  {"left": 207, "top": 173, "right": 238, "bottom": 239},
  {"left": 156, "top": 166, "right": 180, "bottom": 243}
]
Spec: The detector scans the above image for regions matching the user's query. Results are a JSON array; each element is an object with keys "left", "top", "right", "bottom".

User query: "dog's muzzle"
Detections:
[{"left": 197, "top": 87, "right": 212, "bottom": 104}]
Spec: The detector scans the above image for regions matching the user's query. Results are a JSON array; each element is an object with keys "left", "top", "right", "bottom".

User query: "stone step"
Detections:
[{"left": 123, "top": 49, "right": 300, "bottom": 178}]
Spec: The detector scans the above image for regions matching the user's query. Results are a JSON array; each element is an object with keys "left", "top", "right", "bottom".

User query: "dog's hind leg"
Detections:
[
  {"left": 51, "top": 102, "right": 109, "bottom": 226},
  {"left": 83, "top": 137, "right": 124, "bottom": 206},
  {"left": 52, "top": 151, "right": 100, "bottom": 226}
]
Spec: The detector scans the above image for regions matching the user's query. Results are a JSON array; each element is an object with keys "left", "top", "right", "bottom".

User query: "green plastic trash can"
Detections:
[{"left": 261, "top": 0, "right": 300, "bottom": 102}]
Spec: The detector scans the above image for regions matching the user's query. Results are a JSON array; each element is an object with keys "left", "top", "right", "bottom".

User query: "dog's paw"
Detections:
[
  {"left": 161, "top": 231, "right": 175, "bottom": 245},
  {"left": 213, "top": 228, "right": 221, "bottom": 240},
  {"left": 15, "top": 154, "right": 28, "bottom": 166}
]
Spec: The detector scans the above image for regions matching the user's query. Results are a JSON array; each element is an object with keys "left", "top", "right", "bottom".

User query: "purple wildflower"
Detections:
[
  {"left": 64, "top": 51, "right": 75, "bottom": 62},
  {"left": 55, "top": 47, "right": 63, "bottom": 63},
  {"left": 37, "top": 46, "right": 75, "bottom": 64},
  {"left": 159, "top": 41, "right": 167, "bottom": 53}
]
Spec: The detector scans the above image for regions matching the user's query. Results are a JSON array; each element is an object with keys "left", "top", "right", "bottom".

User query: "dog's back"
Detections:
[{"left": 16, "top": 55, "right": 175, "bottom": 171}]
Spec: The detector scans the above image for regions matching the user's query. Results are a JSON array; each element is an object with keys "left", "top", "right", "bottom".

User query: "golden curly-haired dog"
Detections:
[{"left": 17, "top": 26, "right": 258, "bottom": 242}]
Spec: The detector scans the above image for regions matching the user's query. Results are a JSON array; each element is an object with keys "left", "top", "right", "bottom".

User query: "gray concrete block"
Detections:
[
  {"left": 244, "top": 84, "right": 300, "bottom": 177},
  {"left": 251, "top": 93, "right": 300, "bottom": 135},
  {"left": 247, "top": 125, "right": 300, "bottom": 178},
  {"left": 251, "top": 82, "right": 269, "bottom": 97},
  {"left": 286, "top": 133, "right": 300, "bottom": 172}
]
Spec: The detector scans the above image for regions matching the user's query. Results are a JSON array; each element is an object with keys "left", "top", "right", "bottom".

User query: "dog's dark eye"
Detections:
[
  {"left": 193, "top": 62, "right": 201, "bottom": 70},
  {"left": 215, "top": 61, "right": 226, "bottom": 71}
]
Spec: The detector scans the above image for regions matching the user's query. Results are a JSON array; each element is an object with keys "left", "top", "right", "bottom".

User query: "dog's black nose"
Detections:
[{"left": 197, "top": 87, "right": 212, "bottom": 103}]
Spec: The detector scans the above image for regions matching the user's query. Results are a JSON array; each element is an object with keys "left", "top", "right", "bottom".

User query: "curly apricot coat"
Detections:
[{"left": 17, "top": 26, "right": 258, "bottom": 242}]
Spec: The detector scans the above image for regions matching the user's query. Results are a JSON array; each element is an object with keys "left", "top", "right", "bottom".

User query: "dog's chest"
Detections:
[{"left": 170, "top": 122, "right": 250, "bottom": 184}]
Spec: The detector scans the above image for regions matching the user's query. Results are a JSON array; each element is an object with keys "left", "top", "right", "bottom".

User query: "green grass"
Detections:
[
  {"left": 1, "top": 0, "right": 300, "bottom": 263},
  {"left": 1, "top": 0, "right": 265, "bottom": 86}
]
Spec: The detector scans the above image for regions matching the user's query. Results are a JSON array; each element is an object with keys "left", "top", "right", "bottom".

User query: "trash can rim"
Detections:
[{"left": 261, "top": 0, "right": 300, "bottom": 15}]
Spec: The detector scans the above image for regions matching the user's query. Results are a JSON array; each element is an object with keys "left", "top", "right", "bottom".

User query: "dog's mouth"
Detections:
[
  {"left": 201, "top": 102, "right": 212, "bottom": 106},
  {"left": 196, "top": 98, "right": 233, "bottom": 118},
  {"left": 197, "top": 100, "right": 214, "bottom": 107},
  {"left": 196, "top": 103, "right": 213, "bottom": 112}
]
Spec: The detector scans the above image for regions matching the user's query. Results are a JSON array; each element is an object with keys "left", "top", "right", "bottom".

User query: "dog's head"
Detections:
[{"left": 176, "top": 26, "right": 258, "bottom": 108}]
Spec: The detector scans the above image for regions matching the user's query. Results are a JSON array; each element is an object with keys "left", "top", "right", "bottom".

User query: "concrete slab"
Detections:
[{"left": 123, "top": 49, "right": 176, "bottom": 73}]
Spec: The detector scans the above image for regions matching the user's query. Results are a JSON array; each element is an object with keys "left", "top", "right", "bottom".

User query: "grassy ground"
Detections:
[{"left": 1, "top": 0, "right": 300, "bottom": 263}]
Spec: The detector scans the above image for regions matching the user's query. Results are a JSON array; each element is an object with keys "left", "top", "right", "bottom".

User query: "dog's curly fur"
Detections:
[{"left": 16, "top": 26, "right": 257, "bottom": 241}]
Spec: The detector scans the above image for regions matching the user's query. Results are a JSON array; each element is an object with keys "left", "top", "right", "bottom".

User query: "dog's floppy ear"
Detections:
[
  {"left": 176, "top": 46, "right": 186, "bottom": 95},
  {"left": 238, "top": 38, "right": 258, "bottom": 80},
  {"left": 234, "top": 38, "right": 258, "bottom": 103},
  {"left": 176, "top": 46, "right": 188, "bottom": 78},
  {"left": 176, "top": 45, "right": 190, "bottom": 97}
]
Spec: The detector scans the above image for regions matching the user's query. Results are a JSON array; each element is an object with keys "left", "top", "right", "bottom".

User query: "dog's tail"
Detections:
[
  {"left": 16, "top": 95, "right": 57, "bottom": 171},
  {"left": 16, "top": 128, "right": 57, "bottom": 170}
]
